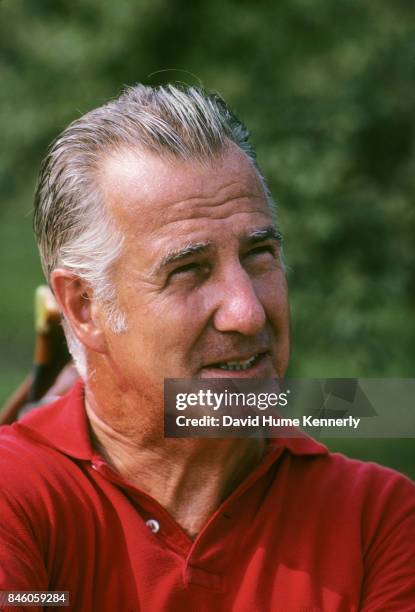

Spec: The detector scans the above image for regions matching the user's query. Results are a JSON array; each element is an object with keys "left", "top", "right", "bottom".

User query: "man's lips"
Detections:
[
  {"left": 204, "top": 352, "right": 263, "bottom": 369},
  {"left": 198, "top": 351, "right": 273, "bottom": 377}
]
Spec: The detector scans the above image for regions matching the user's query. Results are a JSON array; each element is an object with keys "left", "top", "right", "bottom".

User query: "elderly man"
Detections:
[{"left": 0, "top": 85, "right": 414, "bottom": 611}]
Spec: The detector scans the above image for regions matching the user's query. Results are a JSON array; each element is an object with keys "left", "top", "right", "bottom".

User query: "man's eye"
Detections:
[
  {"left": 247, "top": 245, "right": 276, "bottom": 258},
  {"left": 169, "top": 262, "right": 210, "bottom": 282},
  {"left": 171, "top": 263, "right": 199, "bottom": 276}
]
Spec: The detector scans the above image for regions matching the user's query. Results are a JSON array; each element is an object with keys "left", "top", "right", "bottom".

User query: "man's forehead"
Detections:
[{"left": 97, "top": 144, "right": 267, "bottom": 227}]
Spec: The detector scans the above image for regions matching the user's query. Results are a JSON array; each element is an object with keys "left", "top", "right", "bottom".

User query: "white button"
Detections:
[
  {"left": 146, "top": 519, "right": 160, "bottom": 533},
  {"left": 91, "top": 463, "right": 98, "bottom": 470}
]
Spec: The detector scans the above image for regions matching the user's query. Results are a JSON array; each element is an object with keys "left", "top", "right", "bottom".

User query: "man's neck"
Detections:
[{"left": 84, "top": 386, "right": 265, "bottom": 538}]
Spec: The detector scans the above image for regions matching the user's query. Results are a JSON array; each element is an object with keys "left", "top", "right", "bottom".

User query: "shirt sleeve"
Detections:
[{"left": 360, "top": 468, "right": 415, "bottom": 611}]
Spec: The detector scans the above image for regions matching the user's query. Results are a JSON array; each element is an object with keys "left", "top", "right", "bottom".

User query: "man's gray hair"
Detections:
[{"left": 33, "top": 84, "right": 274, "bottom": 375}]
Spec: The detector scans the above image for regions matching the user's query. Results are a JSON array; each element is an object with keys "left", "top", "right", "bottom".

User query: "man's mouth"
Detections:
[
  {"left": 212, "top": 354, "right": 261, "bottom": 371},
  {"left": 198, "top": 351, "right": 274, "bottom": 377}
]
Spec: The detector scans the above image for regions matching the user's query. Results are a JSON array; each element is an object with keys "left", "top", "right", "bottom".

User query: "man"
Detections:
[{"left": 0, "top": 85, "right": 414, "bottom": 611}]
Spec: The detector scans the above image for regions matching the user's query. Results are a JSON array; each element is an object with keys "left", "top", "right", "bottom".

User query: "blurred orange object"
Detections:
[{"left": 0, "top": 286, "right": 72, "bottom": 425}]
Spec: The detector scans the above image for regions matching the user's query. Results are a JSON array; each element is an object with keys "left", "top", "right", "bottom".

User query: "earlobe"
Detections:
[{"left": 50, "top": 269, "right": 107, "bottom": 354}]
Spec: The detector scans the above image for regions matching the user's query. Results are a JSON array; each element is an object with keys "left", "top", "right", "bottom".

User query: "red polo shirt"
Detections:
[{"left": 0, "top": 382, "right": 414, "bottom": 611}]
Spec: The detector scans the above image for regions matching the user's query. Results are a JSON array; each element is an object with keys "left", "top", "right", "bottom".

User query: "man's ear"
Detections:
[{"left": 50, "top": 268, "right": 107, "bottom": 354}]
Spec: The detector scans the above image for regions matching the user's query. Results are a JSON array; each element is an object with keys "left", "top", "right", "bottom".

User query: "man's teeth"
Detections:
[{"left": 216, "top": 355, "right": 258, "bottom": 371}]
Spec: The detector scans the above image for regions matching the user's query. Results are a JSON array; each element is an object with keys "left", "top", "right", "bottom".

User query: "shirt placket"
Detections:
[{"left": 89, "top": 446, "right": 284, "bottom": 593}]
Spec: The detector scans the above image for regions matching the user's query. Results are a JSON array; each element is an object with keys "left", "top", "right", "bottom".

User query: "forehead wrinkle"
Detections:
[
  {"left": 183, "top": 193, "right": 265, "bottom": 212},
  {"left": 163, "top": 183, "right": 265, "bottom": 214},
  {"left": 155, "top": 206, "right": 272, "bottom": 231},
  {"left": 158, "top": 179, "right": 269, "bottom": 225}
]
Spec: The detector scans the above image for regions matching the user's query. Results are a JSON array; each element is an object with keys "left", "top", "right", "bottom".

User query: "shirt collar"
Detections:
[
  {"left": 14, "top": 380, "right": 328, "bottom": 460},
  {"left": 15, "top": 380, "right": 93, "bottom": 460}
]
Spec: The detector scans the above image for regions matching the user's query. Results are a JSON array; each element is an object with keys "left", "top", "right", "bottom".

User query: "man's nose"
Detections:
[{"left": 213, "top": 269, "right": 266, "bottom": 336}]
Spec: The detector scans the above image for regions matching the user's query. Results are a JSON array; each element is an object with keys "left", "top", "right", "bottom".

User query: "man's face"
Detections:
[{"left": 97, "top": 144, "right": 290, "bottom": 397}]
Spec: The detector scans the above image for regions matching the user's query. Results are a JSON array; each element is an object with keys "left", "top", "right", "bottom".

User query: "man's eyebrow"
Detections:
[
  {"left": 154, "top": 241, "right": 213, "bottom": 275},
  {"left": 243, "top": 226, "right": 283, "bottom": 246},
  {"left": 152, "top": 227, "right": 281, "bottom": 276}
]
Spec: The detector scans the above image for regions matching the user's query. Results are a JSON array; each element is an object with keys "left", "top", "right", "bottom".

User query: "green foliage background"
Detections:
[{"left": 1, "top": 0, "right": 414, "bottom": 476}]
